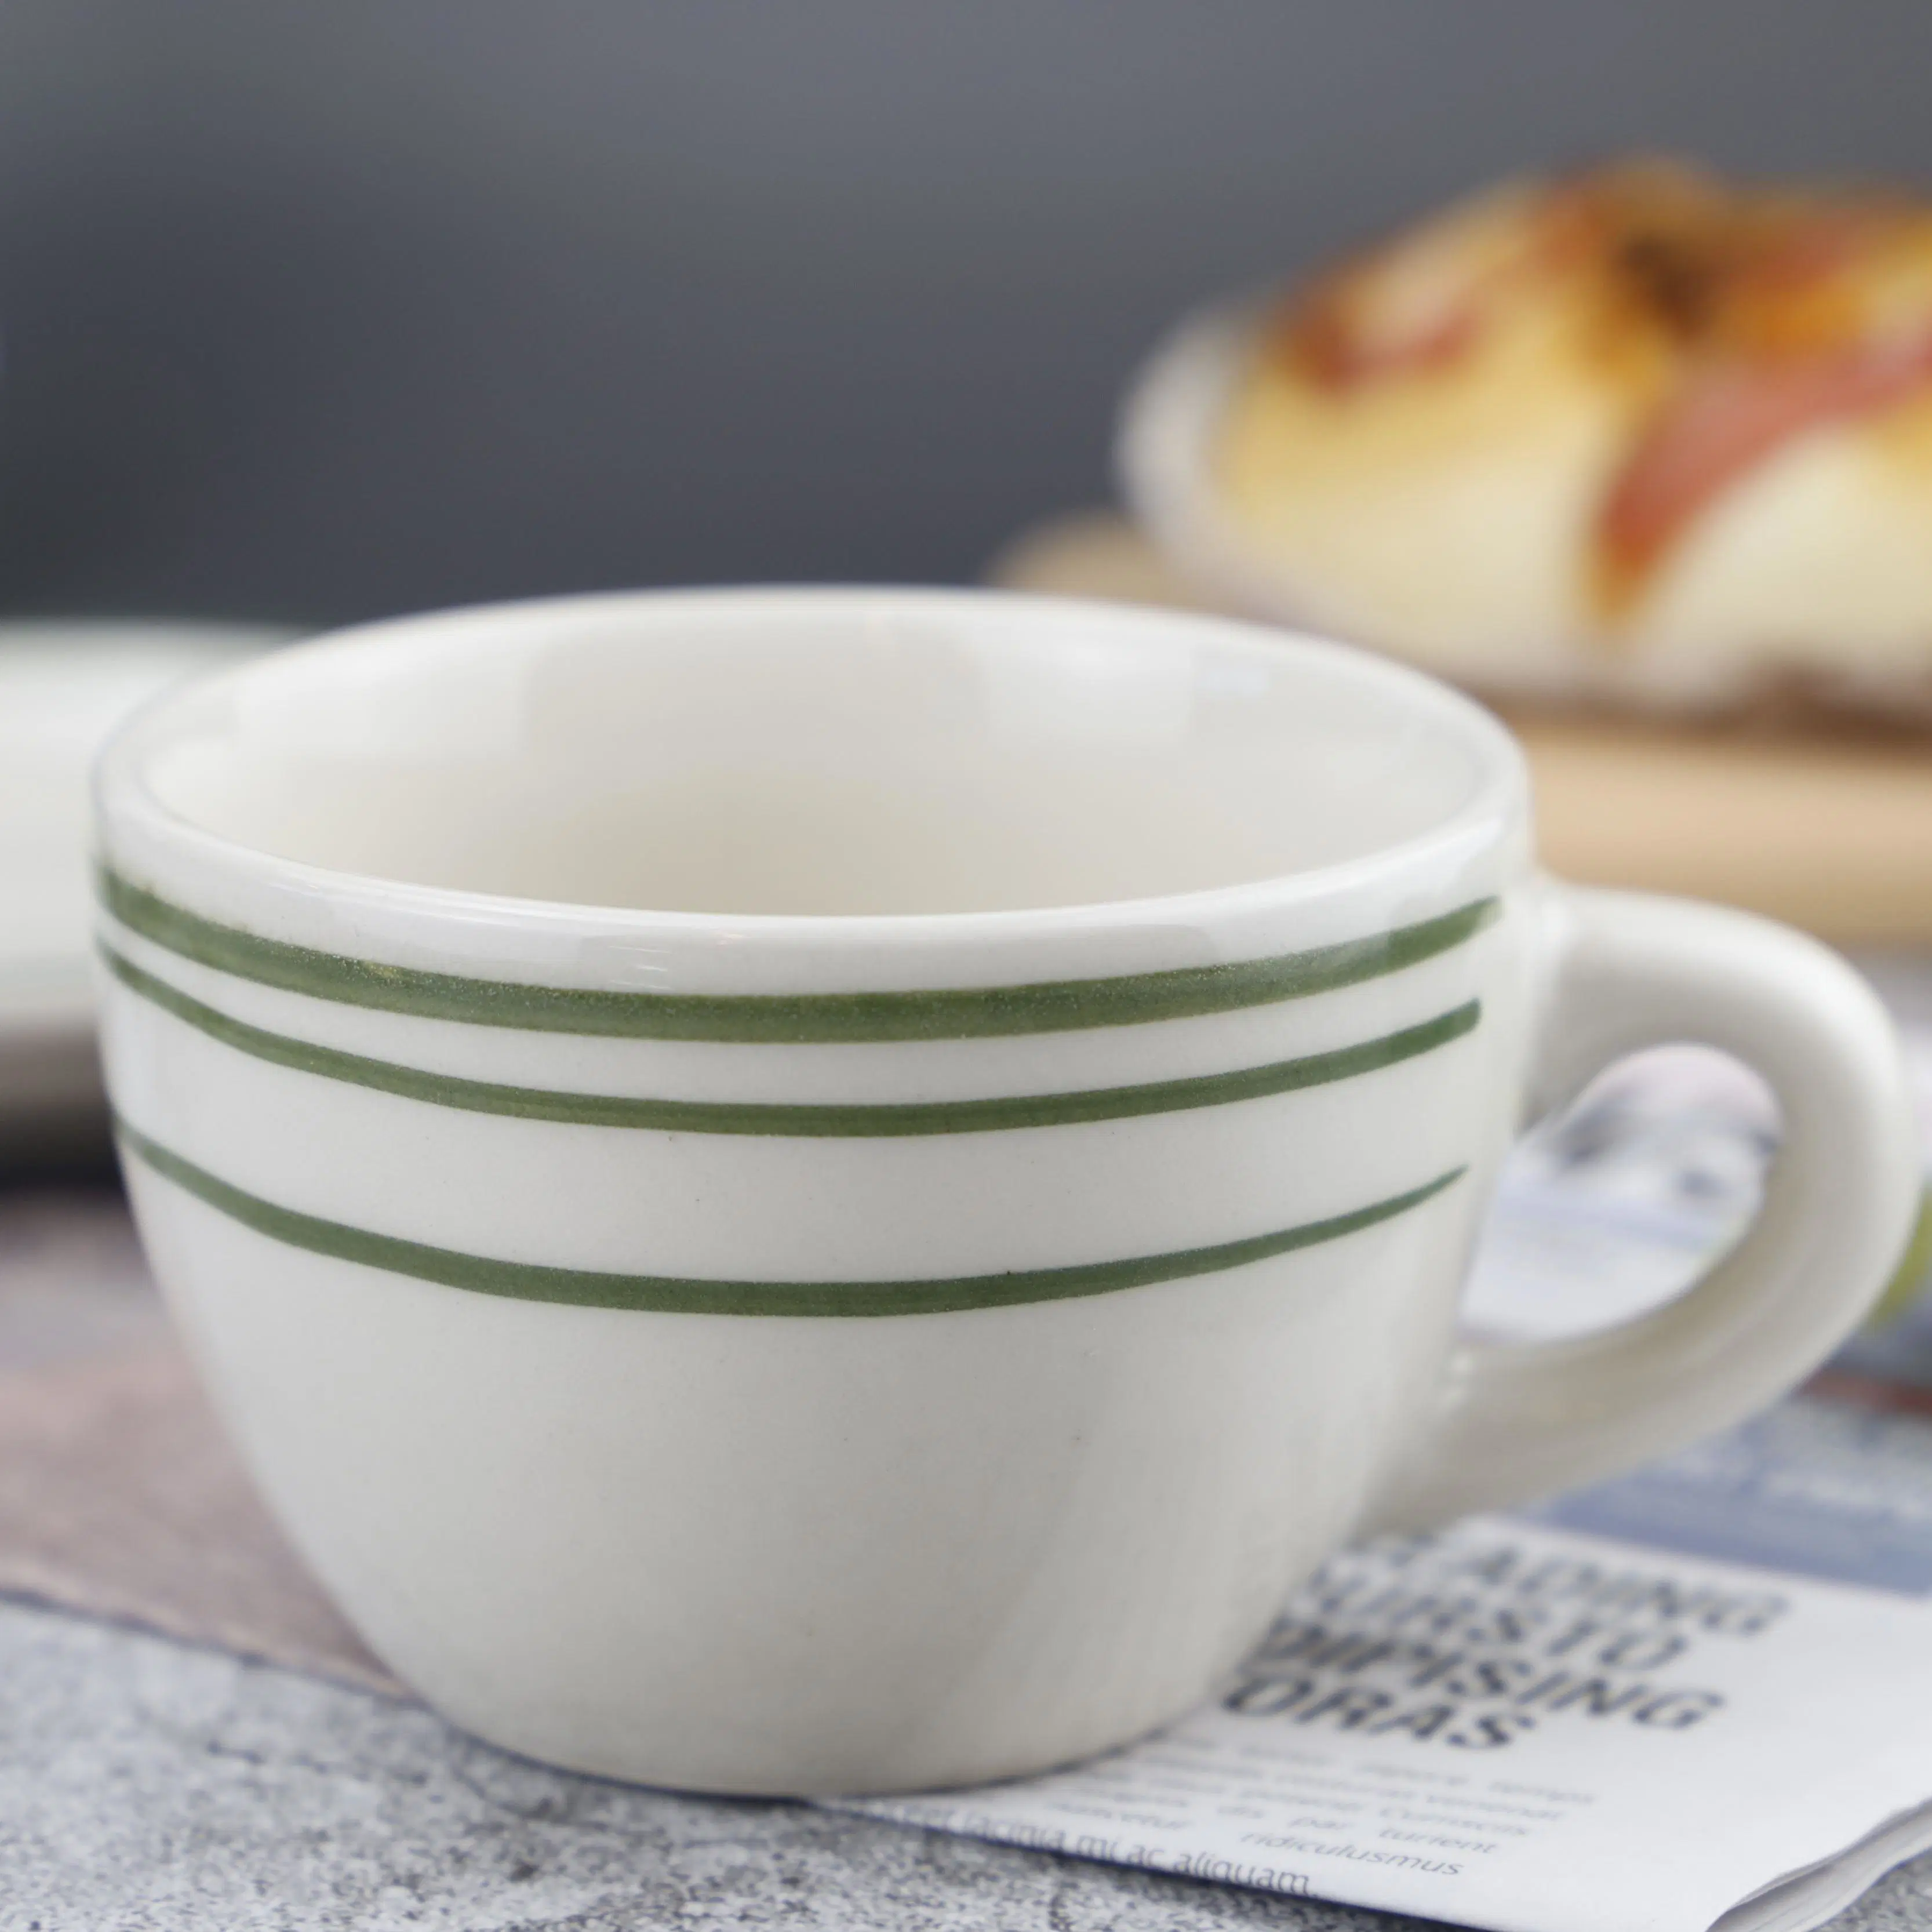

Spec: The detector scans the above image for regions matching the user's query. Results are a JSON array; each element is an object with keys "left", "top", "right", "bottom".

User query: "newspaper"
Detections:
[{"left": 850, "top": 1027, "right": 1932, "bottom": 1932}]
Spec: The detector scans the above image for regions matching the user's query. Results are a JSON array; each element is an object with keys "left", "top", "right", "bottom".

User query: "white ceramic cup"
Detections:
[{"left": 93, "top": 588, "right": 1919, "bottom": 1797}]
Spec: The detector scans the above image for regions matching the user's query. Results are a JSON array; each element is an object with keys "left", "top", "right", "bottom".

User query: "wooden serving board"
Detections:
[{"left": 991, "top": 514, "right": 1932, "bottom": 948}]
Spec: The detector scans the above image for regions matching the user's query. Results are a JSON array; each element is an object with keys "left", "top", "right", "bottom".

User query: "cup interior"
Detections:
[{"left": 119, "top": 591, "right": 1508, "bottom": 919}]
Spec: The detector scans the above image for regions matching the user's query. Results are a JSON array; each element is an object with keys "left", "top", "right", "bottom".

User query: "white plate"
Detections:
[
  {"left": 1114, "top": 299, "right": 1314, "bottom": 626},
  {"left": 0, "top": 621, "right": 296, "bottom": 1155}
]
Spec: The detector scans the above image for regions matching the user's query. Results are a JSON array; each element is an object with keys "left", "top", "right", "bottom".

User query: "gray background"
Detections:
[{"left": 1, "top": 1, "right": 1927, "bottom": 627}]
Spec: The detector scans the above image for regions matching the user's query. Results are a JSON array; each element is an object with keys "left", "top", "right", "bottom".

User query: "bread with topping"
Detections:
[{"left": 1143, "top": 160, "right": 1932, "bottom": 714}]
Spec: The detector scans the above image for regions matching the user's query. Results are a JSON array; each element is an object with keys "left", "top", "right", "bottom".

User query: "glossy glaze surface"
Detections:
[{"left": 93, "top": 589, "right": 1915, "bottom": 1795}]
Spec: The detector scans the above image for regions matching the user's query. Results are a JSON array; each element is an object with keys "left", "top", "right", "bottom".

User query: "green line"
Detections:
[
  {"left": 101, "top": 944, "right": 1480, "bottom": 1137},
  {"left": 115, "top": 1122, "right": 1465, "bottom": 1318},
  {"left": 96, "top": 866, "right": 1498, "bottom": 1044}
]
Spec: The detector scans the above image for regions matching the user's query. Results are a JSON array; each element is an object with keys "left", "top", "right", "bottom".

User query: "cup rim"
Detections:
[{"left": 93, "top": 585, "right": 1527, "bottom": 982}]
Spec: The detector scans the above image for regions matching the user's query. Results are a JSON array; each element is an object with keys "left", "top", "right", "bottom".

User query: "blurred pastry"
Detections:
[{"left": 1121, "top": 159, "right": 1932, "bottom": 714}]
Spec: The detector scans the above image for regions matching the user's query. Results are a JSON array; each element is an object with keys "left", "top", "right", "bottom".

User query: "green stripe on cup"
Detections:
[
  {"left": 116, "top": 1122, "right": 1465, "bottom": 1318},
  {"left": 97, "top": 866, "right": 1498, "bottom": 1044},
  {"left": 101, "top": 943, "right": 1480, "bottom": 1137}
]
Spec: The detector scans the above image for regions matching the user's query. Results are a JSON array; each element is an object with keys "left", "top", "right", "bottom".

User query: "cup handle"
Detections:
[{"left": 1367, "top": 882, "right": 1922, "bottom": 1533}]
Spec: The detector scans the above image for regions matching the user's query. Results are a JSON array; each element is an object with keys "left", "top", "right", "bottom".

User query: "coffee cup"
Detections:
[{"left": 93, "top": 588, "right": 1919, "bottom": 1795}]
